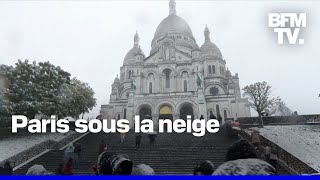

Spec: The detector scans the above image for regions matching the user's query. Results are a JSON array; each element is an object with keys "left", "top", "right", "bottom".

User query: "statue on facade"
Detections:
[
  {"left": 131, "top": 79, "right": 136, "bottom": 90},
  {"left": 196, "top": 72, "right": 203, "bottom": 89}
]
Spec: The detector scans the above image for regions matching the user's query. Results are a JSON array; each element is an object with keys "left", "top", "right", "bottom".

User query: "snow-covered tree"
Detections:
[
  {"left": 3, "top": 60, "right": 96, "bottom": 120},
  {"left": 0, "top": 64, "right": 13, "bottom": 124},
  {"left": 5, "top": 60, "right": 70, "bottom": 118},
  {"left": 71, "top": 78, "right": 96, "bottom": 118},
  {"left": 57, "top": 78, "right": 96, "bottom": 118},
  {"left": 242, "top": 81, "right": 279, "bottom": 127}
]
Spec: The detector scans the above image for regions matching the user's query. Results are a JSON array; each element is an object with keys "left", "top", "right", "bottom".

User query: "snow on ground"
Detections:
[
  {"left": 258, "top": 125, "right": 320, "bottom": 172},
  {"left": 0, "top": 131, "right": 74, "bottom": 162}
]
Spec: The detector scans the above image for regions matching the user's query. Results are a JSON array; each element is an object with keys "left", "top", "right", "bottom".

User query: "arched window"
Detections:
[
  {"left": 164, "top": 69, "right": 171, "bottom": 88},
  {"left": 123, "top": 108, "right": 127, "bottom": 119},
  {"left": 208, "top": 65, "right": 212, "bottom": 74},
  {"left": 165, "top": 48, "right": 170, "bottom": 60},
  {"left": 163, "top": 42, "right": 170, "bottom": 60},
  {"left": 128, "top": 71, "right": 132, "bottom": 79},
  {"left": 224, "top": 110, "right": 228, "bottom": 120},
  {"left": 184, "top": 80, "right": 187, "bottom": 92},
  {"left": 212, "top": 65, "right": 216, "bottom": 74},
  {"left": 181, "top": 71, "right": 188, "bottom": 78},
  {"left": 149, "top": 82, "right": 152, "bottom": 94},
  {"left": 220, "top": 66, "right": 223, "bottom": 74},
  {"left": 216, "top": 105, "right": 220, "bottom": 118}
]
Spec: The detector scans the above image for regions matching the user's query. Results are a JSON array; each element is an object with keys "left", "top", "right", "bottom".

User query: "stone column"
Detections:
[
  {"left": 127, "top": 90, "right": 135, "bottom": 129},
  {"left": 197, "top": 87, "right": 207, "bottom": 120},
  {"left": 159, "top": 75, "right": 163, "bottom": 93},
  {"left": 152, "top": 114, "right": 159, "bottom": 130},
  {"left": 173, "top": 113, "right": 180, "bottom": 120}
]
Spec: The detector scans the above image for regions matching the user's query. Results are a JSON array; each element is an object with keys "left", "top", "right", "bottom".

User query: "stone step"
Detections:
[{"left": 13, "top": 132, "right": 244, "bottom": 174}]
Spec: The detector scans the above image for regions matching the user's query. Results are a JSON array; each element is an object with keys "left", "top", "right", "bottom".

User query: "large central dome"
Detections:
[
  {"left": 150, "top": 0, "right": 197, "bottom": 55},
  {"left": 153, "top": 14, "right": 195, "bottom": 43}
]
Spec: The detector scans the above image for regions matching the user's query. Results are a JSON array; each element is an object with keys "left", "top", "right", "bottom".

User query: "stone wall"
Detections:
[
  {"left": 0, "top": 132, "right": 82, "bottom": 168},
  {"left": 236, "top": 114, "right": 320, "bottom": 128},
  {"left": 239, "top": 130, "right": 318, "bottom": 174}
]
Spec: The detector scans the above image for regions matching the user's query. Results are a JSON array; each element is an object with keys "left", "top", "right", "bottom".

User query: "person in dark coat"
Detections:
[
  {"left": 193, "top": 160, "right": 215, "bottom": 175},
  {"left": 269, "top": 146, "right": 278, "bottom": 170},
  {"left": 135, "top": 133, "right": 142, "bottom": 149},
  {"left": 97, "top": 152, "right": 133, "bottom": 175},
  {"left": 73, "top": 143, "right": 81, "bottom": 169},
  {"left": 225, "top": 139, "right": 257, "bottom": 161},
  {"left": 225, "top": 121, "right": 238, "bottom": 139},
  {"left": 55, "top": 163, "right": 64, "bottom": 175},
  {"left": 148, "top": 132, "right": 157, "bottom": 146},
  {"left": 98, "top": 140, "right": 107, "bottom": 155}
]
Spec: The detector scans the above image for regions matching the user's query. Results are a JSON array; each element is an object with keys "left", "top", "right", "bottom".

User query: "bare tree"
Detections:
[{"left": 242, "top": 81, "right": 279, "bottom": 127}]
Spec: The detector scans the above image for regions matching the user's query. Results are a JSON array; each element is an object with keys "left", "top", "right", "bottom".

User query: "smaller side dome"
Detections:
[
  {"left": 112, "top": 75, "right": 120, "bottom": 88},
  {"left": 124, "top": 47, "right": 145, "bottom": 61},
  {"left": 200, "top": 25, "right": 223, "bottom": 59},
  {"left": 226, "top": 68, "right": 232, "bottom": 77},
  {"left": 114, "top": 75, "right": 120, "bottom": 83},
  {"left": 124, "top": 31, "right": 145, "bottom": 63}
]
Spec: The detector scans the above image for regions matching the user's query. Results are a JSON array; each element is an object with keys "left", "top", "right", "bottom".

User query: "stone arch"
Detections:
[
  {"left": 160, "top": 106, "right": 173, "bottom": 115},
  {"left": 136, "top": 103, "right": 153, "bottom": 120},
  {"left": 155, "top": 101, "right": 176, "bottom": 115},
  {"left": 212, "top": 65, "right": 216, "bottom": 74},
  {"left": 207, "top": 108, "right": 216, "bottom": 119},
  {"left": 178, "top": 102, "right": 195, "bottom": 120},
  {"left": 161, "top": 38, "right": 175, "bottom": 47},
  {"left": 181, "top": 71, "right": 188, "bottom": 78},
  {"left": 162, "top": 68, "right": 173, "bottom": 89},
  {"left": 176, "top": 100, "right": 198, "bottom": 117},
  {"left": 205, "top": 81, "right": 227, "bottom": 91},
  {"left": 143, "top": 69, "right": 158, "bottom": 78},
  {"left": 135, "top": 102, "right": 154, "bottom": 116},
  {"left": 205, "top": 82, "right": 227, "bottom": 95},
  {"left": 222, "top": 108, "right": 230, "bottom": 120},
  {"left": 120, "top": 87, "right": 131, "bottom": 99},
  {"left": 157, "top": 102, "right": 175, "bottom": 120},
  {"left": 177, "top": 67, "right": 191, "bottom": 76},
  {"left": 161, "top": 39, "right": 175, "bottom": 61},
  {"left": 160, "top": 66, "right": 176, "bottom": 76},
  {"left": 147, "top": 72, "right": 155, "bottom": 78}
]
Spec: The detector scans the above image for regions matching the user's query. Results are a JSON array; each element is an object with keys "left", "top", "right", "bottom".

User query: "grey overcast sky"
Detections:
[{"left": 0, "top": 0, "right": 319, "bottom": 118}]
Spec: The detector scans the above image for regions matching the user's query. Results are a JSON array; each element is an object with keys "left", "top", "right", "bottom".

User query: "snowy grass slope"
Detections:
[
  {"left": 259, "top": 125, "right": 320, "bottom": 172},
  {"left": 0, "top": 131, "right": 74, "bottom": 162}
]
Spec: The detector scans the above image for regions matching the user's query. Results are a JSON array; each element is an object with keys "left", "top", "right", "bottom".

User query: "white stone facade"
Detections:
[{"left": 100, "top": 0, "right": 251, "bottom": 127}]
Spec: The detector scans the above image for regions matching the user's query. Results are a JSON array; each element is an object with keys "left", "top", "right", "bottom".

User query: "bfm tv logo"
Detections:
[{"left": 269, "top": 13, "right": 306, "bottom": 45}]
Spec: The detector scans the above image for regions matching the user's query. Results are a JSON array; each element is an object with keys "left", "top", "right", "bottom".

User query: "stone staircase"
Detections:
[{"left": 14, "top": 131, "right": 288, "bottom": 175}]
